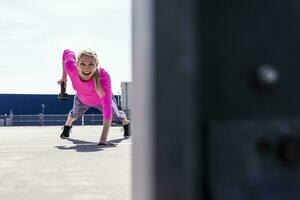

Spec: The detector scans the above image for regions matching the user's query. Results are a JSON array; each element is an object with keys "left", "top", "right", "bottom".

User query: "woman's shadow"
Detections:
[{"left": 55, "top": 137, "right": 128, "bottom": 152}]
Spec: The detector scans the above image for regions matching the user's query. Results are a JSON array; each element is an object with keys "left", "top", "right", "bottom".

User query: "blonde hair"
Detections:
[{"left": 77, "top": 49, "right": 104, "bottom": 97}]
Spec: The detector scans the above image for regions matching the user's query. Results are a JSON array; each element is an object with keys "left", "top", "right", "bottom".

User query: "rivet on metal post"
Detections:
[{"left": 255, "top": 64, "right": 280, "bottom": 89}]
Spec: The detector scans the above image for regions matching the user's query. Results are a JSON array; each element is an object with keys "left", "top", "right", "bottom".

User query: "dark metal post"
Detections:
[{"left": 133, "top": 0, "right": 201, "bottom": 199}]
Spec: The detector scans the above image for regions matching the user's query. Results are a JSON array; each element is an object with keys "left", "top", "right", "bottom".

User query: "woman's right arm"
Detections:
[
  {"left": 57, "top": 49, "right": 76, "bottom": 86},
  {"left": 57, "top": 59, "right": 67, "bottom": 86}
]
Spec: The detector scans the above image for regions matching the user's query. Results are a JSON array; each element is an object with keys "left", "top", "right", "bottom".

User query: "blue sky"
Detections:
[{"left": 0, "top": 0, "right": 131, "bottom": 95}]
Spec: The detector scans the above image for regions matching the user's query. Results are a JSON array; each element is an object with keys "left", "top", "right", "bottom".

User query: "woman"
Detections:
[{"left": 57, "top": 49, "right": 131, "bottom": 145}]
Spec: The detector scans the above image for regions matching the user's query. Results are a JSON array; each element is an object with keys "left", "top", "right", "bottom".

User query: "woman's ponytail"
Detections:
[{"left": 93, "top": 69, "right": 104, "bottom": 97}]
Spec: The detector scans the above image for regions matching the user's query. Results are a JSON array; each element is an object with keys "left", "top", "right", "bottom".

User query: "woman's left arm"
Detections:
[
  {"left": 99, "top": 120, "right": 112, "bottom": 143},
  {"left": 99, "top": 69, "right": 113, "bottom": 143}
]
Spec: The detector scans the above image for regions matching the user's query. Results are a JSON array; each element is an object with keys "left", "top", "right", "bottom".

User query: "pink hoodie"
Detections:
[{"left": 62, "top": 49, "right": 112, "bottom": 120}]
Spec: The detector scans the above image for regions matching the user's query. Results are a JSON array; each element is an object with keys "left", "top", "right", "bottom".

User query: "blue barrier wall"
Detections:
[{"left": 0, "top": 94, "right": 121, "bottom": 115}]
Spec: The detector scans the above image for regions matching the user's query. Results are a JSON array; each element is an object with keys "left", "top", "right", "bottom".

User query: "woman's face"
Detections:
[{"left": 77, "top": 55, "right": 98, "bottom": 81}]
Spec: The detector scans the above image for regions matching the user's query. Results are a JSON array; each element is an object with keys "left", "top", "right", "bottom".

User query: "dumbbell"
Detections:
[{"left": 58, "top": 81, "right": 69, "bottom": 101}]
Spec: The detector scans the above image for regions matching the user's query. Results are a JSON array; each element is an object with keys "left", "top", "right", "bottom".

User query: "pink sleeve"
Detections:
[
  {"left": 62, "top": 49, "right": 76, "bottom": 75},
  {"left": 101, "top": 70, "right": 113, "bottom": 120}
]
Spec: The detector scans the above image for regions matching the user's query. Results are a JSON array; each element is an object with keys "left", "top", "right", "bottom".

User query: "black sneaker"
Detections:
[
  {"left": 123, "top": 123, "right": 131, "bottom": 138},
  {"left": 60, "top": 125, "right": 72, "bottom": 139}
]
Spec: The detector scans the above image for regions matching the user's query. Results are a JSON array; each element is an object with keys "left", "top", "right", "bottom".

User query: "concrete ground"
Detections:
[{"left": 0, "top": 126, "right": 131, "bottom": 200}]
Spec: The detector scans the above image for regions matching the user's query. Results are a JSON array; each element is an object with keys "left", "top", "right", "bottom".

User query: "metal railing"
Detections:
[{"left": 0, "top": 114, "right": 123, "bottom": 126}]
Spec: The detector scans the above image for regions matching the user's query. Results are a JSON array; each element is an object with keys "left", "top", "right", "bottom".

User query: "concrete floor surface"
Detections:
[{"left": 0, "top": 126, "right": 131, "bottom": 200}]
